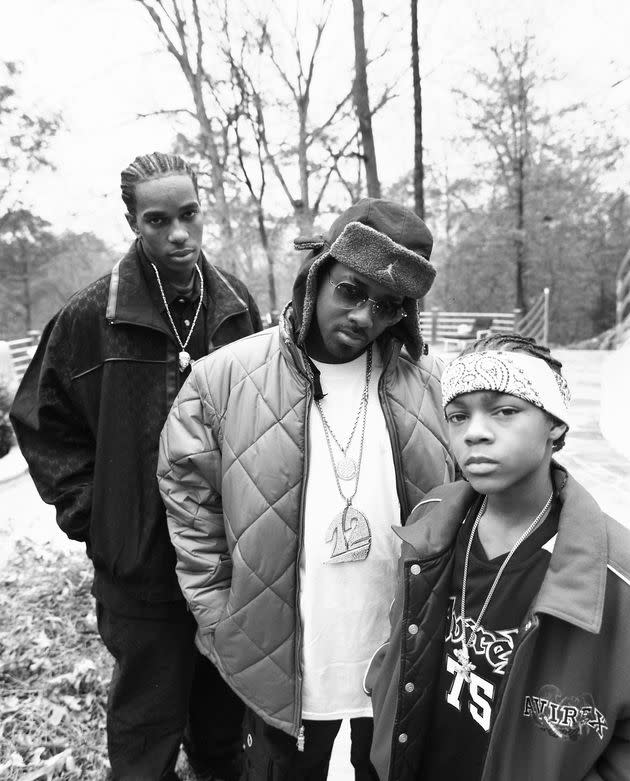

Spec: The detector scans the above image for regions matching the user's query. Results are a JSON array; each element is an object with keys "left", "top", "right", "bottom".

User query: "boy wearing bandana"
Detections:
[
  {"left": 367, "top": 334, "right": 630, "bottom": 781},
  {"left": 157, "top": 198, "right": 454, "bottom": 779}
]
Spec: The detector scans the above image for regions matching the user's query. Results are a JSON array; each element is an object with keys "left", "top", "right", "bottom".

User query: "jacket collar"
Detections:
[
  {"left": 396, "top": 464, "right": 608, "bottom": 635},
  {"left": 106, "top": 242, "right": 248, "bottom": 341}
]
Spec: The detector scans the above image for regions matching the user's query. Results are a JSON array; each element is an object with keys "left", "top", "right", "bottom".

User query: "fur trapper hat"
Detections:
[{"left": 291, "top": 198, "right": 435, "bottom": 360}]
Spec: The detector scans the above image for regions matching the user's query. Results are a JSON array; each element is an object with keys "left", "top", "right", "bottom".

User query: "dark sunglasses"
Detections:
[{"left": 327, "top": 273, "right": 407, "bottom": 325}]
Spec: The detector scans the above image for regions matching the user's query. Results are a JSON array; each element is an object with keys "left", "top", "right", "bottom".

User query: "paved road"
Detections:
[{"left": 1, "top": 349, "right": 628, "bottom": 779}]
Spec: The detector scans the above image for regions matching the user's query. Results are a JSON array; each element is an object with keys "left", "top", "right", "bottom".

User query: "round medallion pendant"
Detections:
[{"left": 336, "top": 456, "right": 357, "bottom": 481}]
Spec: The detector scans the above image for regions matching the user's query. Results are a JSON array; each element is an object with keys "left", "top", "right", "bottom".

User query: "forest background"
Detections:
[{"left": 1, "top": 0, "right": 630, "bottom": 345}]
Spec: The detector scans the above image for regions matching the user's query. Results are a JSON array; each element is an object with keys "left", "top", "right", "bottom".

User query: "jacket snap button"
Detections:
[
  {"left": 405, "top": 682, "right": 415, "bottom": 693},
  {"left": 246, "top": 733, "right": 253, "bottom": 748},
  {"left": 410, "top": 564, "right": 421, "bottom": 575},
  {"left": 398, "top": 733, "right": 408, "bottom": 744},
  {"left": 408, "top": 624, "right": 418, "bottom": 635}
]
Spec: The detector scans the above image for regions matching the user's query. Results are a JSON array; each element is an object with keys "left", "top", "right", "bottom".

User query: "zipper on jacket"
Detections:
[
  {"left": 294, "top": 378, "right": 312, "bottom": 752},
  {"left": 377, "top": 373, "right": 409, "bottom": 521}
]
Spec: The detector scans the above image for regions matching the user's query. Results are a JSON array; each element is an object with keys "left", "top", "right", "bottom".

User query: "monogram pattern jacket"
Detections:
[
  {"left": 157, "top": 305, "right": 454, "bottom": 737},
  {"left": 10, "top": 242, "right": 262, "bottom": 605},
  {"left": 366, "top": 467, "right": 630, "bottom": 781}
]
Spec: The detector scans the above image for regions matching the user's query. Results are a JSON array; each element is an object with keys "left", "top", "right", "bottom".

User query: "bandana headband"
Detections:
[{"left": 441, "top": 350, "right": 571, "bottom": 428}]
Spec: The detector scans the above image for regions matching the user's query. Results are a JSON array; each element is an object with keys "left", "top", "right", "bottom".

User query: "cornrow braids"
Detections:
[
  {"left": 120, "top": 152, "right": 199, "bottom": 215},
  {"left": 460, "top": 332, "right": 567, "bottom": 450}
]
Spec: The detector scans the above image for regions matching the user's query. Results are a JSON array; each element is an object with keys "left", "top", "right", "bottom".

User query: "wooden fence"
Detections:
[
  {"left": 514, "top": 288, "right": 550, "bottom": 345},
  {"left": 420, "top": 309, "right": 519, "bottom": 347},
  {"left": 420, "top": 290, "right": 549, "bottom": 348},
  {"left": 5, "top": 331, "right": 40, "bottom": 384}
]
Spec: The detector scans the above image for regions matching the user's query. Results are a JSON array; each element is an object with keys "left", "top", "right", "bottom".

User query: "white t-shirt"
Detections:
[{"left": 300, "top": 346, "right": 401, "bottom": 720}]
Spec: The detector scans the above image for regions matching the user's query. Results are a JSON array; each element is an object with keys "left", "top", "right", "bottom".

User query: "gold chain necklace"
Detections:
[
  {"left": 314, "top": 349, "right": 371, "bottom": 481},
  {"left": 315, "top": 346, "right": 373, "bottom": 564},
  {"left": 453, "top": 491, "right": 554, "bottom": 683},
  {"left": 151, "top": 262, "right": 204, "bottom": 372}
]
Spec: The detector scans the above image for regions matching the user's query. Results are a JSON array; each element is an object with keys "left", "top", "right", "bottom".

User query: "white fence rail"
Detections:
[
  {"left": 515, "top": 288, "right": 550, "bottom": 345},
  {"left": 420, "top": 309, "right": 519, "bottom": 346},
  {"left": 5, "top": 331, "right": 40, "bottom": 384},
  {"left": 421, "top": 290, "right": 550, "bottom": 348}
]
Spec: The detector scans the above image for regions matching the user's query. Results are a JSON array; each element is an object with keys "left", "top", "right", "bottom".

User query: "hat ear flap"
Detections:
[
  {"left": 386, "top": 298, "right": 423, "bottom": 360},
  {"left": 296, "top": 253, "right": 332, "bottom": 347}
]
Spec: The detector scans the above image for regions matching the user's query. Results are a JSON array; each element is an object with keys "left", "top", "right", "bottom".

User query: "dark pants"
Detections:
[
  {"left": 97, "top": 602, "right": 244, "bottom": 781},
  {"left": 241, "top": 708, "right": 379, "bottom": 781}
]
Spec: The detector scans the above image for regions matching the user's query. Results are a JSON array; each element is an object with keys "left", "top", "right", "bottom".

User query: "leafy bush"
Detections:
[{"left": 0, "top": 383, "right": 14, "bottom": 459}]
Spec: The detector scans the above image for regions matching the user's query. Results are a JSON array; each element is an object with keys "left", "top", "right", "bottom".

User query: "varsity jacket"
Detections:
[
  {"left": 157, "top": 304, "right": 455, "bottom": 738},
  {"left": 10, "top": 242, "right": 262, "bottom": 605},
  {"left": 366, "top": 466, "right": 630, "bottom": 781}
]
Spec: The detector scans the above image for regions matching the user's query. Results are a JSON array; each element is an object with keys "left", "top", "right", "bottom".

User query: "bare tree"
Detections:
[
  {"left": 135, "top": 0, "right": 398, "bottom": 311},
  {"left": 253, "top": 0, "right": 357, "bottom": 231},
  {"left": 454, "top": 39, "right": 542, "bottom": 311},
  {"left": 410, "top": 0, "right": 424, "bottom": 218},
  {"left": 135, "top": 0, "right": 234, "bottom": 241},
  {"left": 351, "top": 0, "right": 380, "bottom": 198},
  {"left": 225, "top": 40, "right": 279, "bottom": 315}
]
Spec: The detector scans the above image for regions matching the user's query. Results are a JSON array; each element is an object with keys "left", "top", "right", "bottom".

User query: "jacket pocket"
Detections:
[{"left": 364, "top": 639, "right": 390, "bottom": 696}]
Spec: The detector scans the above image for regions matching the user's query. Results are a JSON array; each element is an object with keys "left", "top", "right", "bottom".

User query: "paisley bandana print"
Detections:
[{"left": 441, "top": 351, "right": 571, "bottom": 427}]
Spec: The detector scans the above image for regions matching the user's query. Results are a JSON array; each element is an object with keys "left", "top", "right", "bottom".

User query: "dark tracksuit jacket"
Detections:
[{"left": 10, "top": 241, "right": 262, "bottom": 608}]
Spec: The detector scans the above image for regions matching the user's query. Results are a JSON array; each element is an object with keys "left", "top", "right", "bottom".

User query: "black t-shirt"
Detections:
[{"left": 418, "top": 497, "right": 559, "bottom": 781}]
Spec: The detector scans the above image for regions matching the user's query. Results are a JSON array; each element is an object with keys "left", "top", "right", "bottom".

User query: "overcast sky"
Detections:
[{"left": 2, "top": 0, "right": 629, "bottom": 249}]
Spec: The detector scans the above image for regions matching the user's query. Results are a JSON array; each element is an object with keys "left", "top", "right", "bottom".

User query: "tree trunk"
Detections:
[
  {"left": 21, "top": 242, "right": 32, "bottom": 332},
  {"left": 297, "top": 96, "right": 314, "bottom": 231},
  {"left": 411, "top": 0, "right": 425, "bottom": 218},
  {"left": 189, "top": 83, "right": 233, "bottom": 242},
  {"left": 255, "top": 204, "right": 277, "bottom": 317},
  {"left": 515, "top": 154, "right": 526, "bottom": 311},
  {"left": 351, "top": 0, "right": 381, "bottom": 198}
]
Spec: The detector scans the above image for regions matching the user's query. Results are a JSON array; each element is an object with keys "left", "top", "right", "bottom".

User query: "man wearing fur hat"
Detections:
[{"left": 157, "top": 198, "right": 455, "bottom": 779}]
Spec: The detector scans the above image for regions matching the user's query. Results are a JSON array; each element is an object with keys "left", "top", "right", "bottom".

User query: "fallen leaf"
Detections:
[
  {"left": 47, "top": 703, "right": 67, "bottom": 726},
  {"left": 21, "top": 748, "right": 72, "bottom": 780},
  {"left": 59, "top": 694, "right": 82, "bottom": 711}
]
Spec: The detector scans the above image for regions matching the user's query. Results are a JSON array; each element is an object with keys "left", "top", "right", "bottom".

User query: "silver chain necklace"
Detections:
[
  {"left": 151, "top": 262, "right": 204, "bottom": 372},
  {"left": 314, "top": 349, "right": 371, "bottom": 481},
  {"left": 315, "top": 347, "right": 374, "bottom": 564},
  {"left": 453, "top": 491, "right": 554, "bottom": 683}
]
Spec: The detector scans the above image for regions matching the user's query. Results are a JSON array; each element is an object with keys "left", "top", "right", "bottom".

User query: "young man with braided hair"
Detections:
[
  {"left": 157, "top": 198, "right": 455, "bottom": 779},
  {"left": 367, "top": 333, "right": 630, "bottom": 781},
  {"left": 11, "top": 152, "right": 262, "bottom": 780}
]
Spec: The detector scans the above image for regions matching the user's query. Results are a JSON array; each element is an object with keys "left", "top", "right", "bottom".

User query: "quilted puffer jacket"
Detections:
[{"left": 157, "top": 304, "right": 454, "bottom": 738}]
